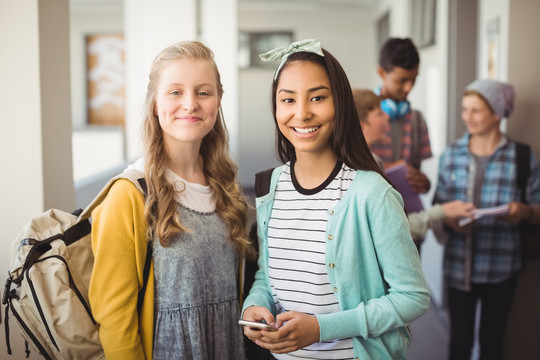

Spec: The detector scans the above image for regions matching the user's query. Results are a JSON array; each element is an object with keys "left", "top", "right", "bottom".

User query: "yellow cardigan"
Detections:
[
  {"left": 89, "top": 179, "right": 245, "bottom": 359},
  {"left": 89, "top": 179, "right": 154, "bottom": 360}
]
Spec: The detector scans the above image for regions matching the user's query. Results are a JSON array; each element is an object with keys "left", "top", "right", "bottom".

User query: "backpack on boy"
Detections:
[
  {"left": 2, "top": 169, "right": 152, "bottom": 360},
  {"left": 515, "top": 142, "right": 540, "bottom": 263}
]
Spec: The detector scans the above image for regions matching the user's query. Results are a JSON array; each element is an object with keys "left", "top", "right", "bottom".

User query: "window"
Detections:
[
  {"left": 411, "top": 0, "right": 436, "bottom": 49},
  {"left": 239, "top": 31, "right": 293, "bottom": 68}
]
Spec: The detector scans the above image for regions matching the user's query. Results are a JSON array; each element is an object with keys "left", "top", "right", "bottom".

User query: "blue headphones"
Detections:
[
  {"left": 375, "top": 87, "right": 411, "bottom": 120},
  {"left": 380, "top": 98, "right": 411, "bottom": 120}
]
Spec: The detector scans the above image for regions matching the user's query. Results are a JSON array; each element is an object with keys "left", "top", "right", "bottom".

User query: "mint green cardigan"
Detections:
[{"left": 242, "top": 166, "right": 430, "bottom": 360}]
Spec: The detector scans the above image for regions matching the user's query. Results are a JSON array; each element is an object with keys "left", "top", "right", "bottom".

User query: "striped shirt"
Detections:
[
  {"left": 370, "top": 109, "right": 432, "bottom": 167},
  {"left": 268, "top": 161, "right": 355, "bottom": 360}
]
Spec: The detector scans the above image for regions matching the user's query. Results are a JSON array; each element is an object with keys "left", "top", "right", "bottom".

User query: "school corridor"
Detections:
[{"left": 408, "top": 302, "right": 449, "bottom": 360}]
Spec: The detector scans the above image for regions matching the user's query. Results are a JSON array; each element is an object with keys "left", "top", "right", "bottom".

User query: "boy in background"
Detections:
[{"left": 371, "top": 37, "right": 432, "bottom": 194}]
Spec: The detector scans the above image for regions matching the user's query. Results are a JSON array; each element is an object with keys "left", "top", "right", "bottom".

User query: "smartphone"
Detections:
[{"left": 238, "top": 320, "right": 277, "bottom": 331}]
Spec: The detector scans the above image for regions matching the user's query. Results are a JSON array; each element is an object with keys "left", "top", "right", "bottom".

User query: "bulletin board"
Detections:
[{"left": 86, "top": 34, "right": 125, "bottom": 126}]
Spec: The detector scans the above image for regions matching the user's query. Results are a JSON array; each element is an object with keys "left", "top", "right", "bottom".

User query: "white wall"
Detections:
[
  {"left": 506, "top": 0, "right": 540, "bottom": 159},
  {"left": 411, "top": 0, "right": 450, "bottom": 308},
  {"left": 201, "top": 0, "right": 240, "bottom": 157},
  {"left": 1, "top": 1, "right": 73, "bottom": 357},
  {"left": 478, "top": 0, "right": 510, "bottom": 81},
  {"left": 72, "top": 128, "right": 125, "bottom": 181},
  {"left": 375, "top": 0, "right": 411, "bottom": 36},
  {"left": 70, "top": 4, "right": 124, "bottom": 129},
  {"left": 70, "top": 4, "right": 126, "bottom": 184}
]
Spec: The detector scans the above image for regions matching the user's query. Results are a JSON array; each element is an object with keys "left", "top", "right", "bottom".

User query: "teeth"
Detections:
[{"left": 294, "top": 126, "right": 319, "bottom": 134}]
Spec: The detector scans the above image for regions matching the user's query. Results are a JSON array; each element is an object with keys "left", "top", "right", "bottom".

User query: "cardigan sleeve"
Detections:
[
  {"left": 241, "top": 218, "right": 276, "bottom": 317},
  {"left": 89, "top": 179, "right": 148, "bottom": 360},
  {"left": 366, "top": 188, "right": 431, "bottom": 327},
  {"left": 408, "top": 204, "right": 445, "bottom": 240}
]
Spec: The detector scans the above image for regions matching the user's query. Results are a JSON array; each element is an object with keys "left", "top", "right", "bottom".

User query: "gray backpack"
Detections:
[{"left": 2, "top": 169, "right": 151, "bottom": 360}]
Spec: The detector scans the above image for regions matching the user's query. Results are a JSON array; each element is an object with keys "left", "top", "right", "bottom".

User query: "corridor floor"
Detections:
[{"left": 407, "top": 300, "right": 449, "bottom": 360}]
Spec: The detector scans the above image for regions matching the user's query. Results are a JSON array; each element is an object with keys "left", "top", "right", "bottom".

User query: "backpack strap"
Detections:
[
  {"left": 56, "top": 170, "right": 147, "bottom": 247},
  {"left": 515, "top": 142, "right": 535, "bottom": 265},
  {"left": 78, "top": 169, "right": 146, "bottom": 221},
  {"left": 78, "top": 169, "right": 151, "bottom": 315},
  {"left": 390, "top": 118, "right": 404, "bottom": 164},
  {"left": 410, "top": 110, "right": 423, "bottom": 170},
  {"left": 242, "top": 167, "right": 274, "bottom": 342},
  {"left": 132, "top": 175, "right": 151, "bottom": 316},
  {"left": 255, "top": 168, "right": 275, "bottom": 197},
  {"left": 137, "top": 240, "right": 152, "bottom": 315},
  {"left": 515, "top": 142, "right": 531, "bottom": 203},
  {"left": 64, "top": 169, "right": 147, "bottom": 248}
]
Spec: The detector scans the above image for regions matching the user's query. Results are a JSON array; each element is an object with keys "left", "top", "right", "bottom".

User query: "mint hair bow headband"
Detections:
[{"left": 259, "top": 38, "right": 324, "bottom": 79}]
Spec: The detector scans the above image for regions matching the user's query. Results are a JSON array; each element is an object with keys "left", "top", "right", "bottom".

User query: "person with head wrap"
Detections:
[{"left": 433, "top": 79, "right": 540, "bottom": 360}]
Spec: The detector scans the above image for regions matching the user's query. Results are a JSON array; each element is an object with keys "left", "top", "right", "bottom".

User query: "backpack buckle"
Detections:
[{"left": 2, "top": 275, "right": 12, "bottom": 305}]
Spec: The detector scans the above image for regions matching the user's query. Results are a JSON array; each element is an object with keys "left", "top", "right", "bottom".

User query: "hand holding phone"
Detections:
[{"left": 238, "top": 320, "right": 277, "bottom": 331}]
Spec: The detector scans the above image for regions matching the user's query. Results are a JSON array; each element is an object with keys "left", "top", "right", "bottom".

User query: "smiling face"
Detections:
[
  {"left": 461, "top": 93, "right": 500, "bottom": 137},
  {"left": 154, "top": 58, "right": 221, "bottom": 150},
  {"left": 275, "top": 61, "right": 335, "bottom": 160}
]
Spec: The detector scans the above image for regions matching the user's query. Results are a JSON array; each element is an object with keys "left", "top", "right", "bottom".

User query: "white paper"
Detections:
[{"left": 458, "top": 204, "right": 510, "bottom": 227}]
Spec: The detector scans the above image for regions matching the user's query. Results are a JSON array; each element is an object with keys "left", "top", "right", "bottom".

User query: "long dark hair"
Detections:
[{"left": 271, "top": 49, "right": 385, "bottom": 178}]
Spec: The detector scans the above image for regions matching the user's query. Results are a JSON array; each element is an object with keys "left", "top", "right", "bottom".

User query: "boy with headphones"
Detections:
[{"left": 372, "top": 37, "right": 432, "bottom": 195}]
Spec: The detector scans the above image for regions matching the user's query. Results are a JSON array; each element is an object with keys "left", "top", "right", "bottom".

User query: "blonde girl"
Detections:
[{"left": 90, "top": 41, "right": 251, "bottom": 360}]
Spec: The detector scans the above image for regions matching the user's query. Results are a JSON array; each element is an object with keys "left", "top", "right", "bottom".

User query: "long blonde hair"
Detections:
[{"left": 142, "top": 41, "right": 251, "bottom": 256}]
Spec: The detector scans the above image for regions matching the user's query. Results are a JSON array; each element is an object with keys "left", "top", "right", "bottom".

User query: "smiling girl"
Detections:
[
  {"left": 241, "top": 39, "right": 430, "bottom": 360},
  {"left": 89, "top": 41, "right": 251, "bottom": 360}
]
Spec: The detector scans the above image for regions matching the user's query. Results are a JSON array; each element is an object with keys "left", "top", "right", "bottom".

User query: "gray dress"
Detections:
[{"left": 152, "top": 203, "right": 245, "bottom": 360}]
